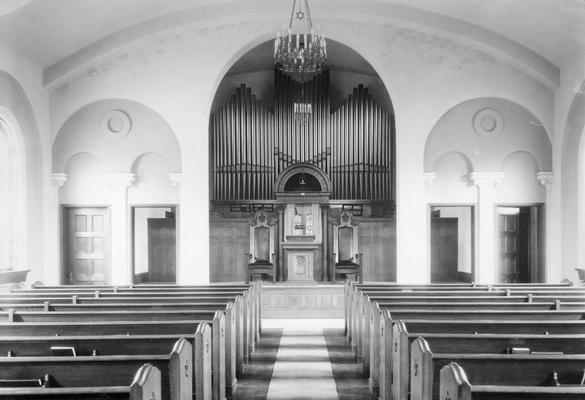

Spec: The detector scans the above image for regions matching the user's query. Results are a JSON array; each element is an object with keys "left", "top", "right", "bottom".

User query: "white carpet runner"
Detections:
[{"left": 266, "top": 328, "right": 339, "bottom": 400}]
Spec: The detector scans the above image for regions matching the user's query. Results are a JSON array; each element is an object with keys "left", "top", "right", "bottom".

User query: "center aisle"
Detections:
[{"left": 266, "top": 328, "right": 339, "bottom": 400}]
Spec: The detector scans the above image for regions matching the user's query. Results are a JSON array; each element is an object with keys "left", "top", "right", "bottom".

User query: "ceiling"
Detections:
[{"left": 0, "top": 0, "right": 582, "bottom": 85}]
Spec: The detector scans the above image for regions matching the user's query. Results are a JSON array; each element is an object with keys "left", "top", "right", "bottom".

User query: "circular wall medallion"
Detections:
[
  {"left": 100, "top": 110, "right": 132, "bottom": 137},
  {"left": 472, "top": 108, "right": 504, "bottom": 137}
]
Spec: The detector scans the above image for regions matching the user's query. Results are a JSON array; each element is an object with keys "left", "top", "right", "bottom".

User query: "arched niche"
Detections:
[{"left": 275, "top": 164, "right": 331, "bottom": 202}]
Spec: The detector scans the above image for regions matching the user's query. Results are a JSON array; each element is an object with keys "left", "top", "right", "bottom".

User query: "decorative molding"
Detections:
[
  {"left": 472, "top": 108, "right": 504, "bottom": 137},
  {"left": 101, "top": 172, "right": 135, "bottom": 188},
  {"left": 51, "top": 173, "right": 68, "bottom": 189},
  {"left": 469, "top": 171, "right": 506, "bottom": 187},
  {"left": 100, "top": 110, "right": 132, "bottom": 137},
  {"left": 423, "top": 172, "right": 437, "bottom": 186},
  {"left": 537, "top": 171, "right": 554, "bottom": 190},
  {"left": 168, "top": 173, "right": 183, "bottom": 188}
]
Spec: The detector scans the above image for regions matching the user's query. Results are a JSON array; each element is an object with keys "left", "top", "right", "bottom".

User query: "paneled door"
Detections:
[{"left": 63, "top": 207, "right": 108, "bottom": 285}]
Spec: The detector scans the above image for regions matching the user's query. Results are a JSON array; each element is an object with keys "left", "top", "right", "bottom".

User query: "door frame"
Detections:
[
  {"left": 427, "top": 203, "right": 477, "bottom": 284},
  {"left": 60, "top": 205, "right": 111, "bottom": 285},
  {"left": 130, "top": 204, "right": 179, "bottom": 284},
  {"left": 495, "top": 203, "right": 545, "bottom": 283}
]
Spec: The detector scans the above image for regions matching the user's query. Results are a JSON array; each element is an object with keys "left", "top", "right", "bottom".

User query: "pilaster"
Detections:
[
  {"left": 537, "top": 172, "right": 556, "bottom": 282},
  {"left": 470, "top": 172, "right": 505, "bottom": 284},
  {"left": 102, "top": 173, "right": 135, "bottom": 285},
  {"left": 48, "top": 173, "right": 67, "bottom": 285}
]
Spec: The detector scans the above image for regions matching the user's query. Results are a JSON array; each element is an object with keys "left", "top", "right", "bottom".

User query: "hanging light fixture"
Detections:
[{"left": 274, "top": 0, "right": 327, "bottom": 74}]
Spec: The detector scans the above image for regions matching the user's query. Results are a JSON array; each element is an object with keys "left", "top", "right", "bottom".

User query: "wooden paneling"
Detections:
[
  {"left": 357, "top": 218, "right": 396, "bottom": 281},
  {"left": 209, "top": 219, "right": 250, "bottom": 282},
  {"left": 262, "top": 285, "right": 344, "bottom": 318}
]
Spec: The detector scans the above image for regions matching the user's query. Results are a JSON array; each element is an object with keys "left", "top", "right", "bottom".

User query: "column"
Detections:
[
  {"left": 320, "top": 204, "right": 329, "bottom": 281},
  {"left": 537, "top": 172, "right": 555, "bottom": 282},
  {"left": 169, "top": 173, "right": 183, "bottom": 283},
  {"left": 470, "top": 172, "right": 505, "bottom": 284},
  {"left": 102, "top": 173, "right": 135, "bottom": 285},
  {"left": 48, "top": 173, "right": 67, "bottom": 285}
]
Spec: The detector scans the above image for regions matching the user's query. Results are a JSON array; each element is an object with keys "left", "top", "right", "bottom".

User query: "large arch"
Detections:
[{"left": 561, "top": 80, "right": 585, "bottom": 277}]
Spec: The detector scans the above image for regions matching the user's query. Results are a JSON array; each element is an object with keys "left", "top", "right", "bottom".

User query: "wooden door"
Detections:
[
  {"left": 210, "top": 220, "right": 249, "bottom": 282},
  {"left": 147, "top": 217, "right": 176, "bottom": 283},
  {"left": 498, "top": 213, "right": 520, "bottom": 283},
  {"left": 430, "top": 217, "right": 459, "bottom": 282},
  {"left": 64, "top": 207, "right": 108, "bottom": 285}
]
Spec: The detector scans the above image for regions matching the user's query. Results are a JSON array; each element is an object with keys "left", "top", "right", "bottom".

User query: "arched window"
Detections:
[{"left": 0, "top": 116, "right": 24, "bottom": 270}]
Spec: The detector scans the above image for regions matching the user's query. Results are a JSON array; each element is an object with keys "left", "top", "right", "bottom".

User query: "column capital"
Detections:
[
  {"left": 423, "top": 172, "right": 437, "bottom": 186},
  {"left": 101, "top": 173, "right": 135, "bottom": 188},
  {"left": 537, "top": 171, "right": 554, "bottom": 189},
  {"left": 168, "top": 172, "right": 183, "bottom": 188},
  {"left": 469, "top": 172, "right": 506, "bottom": 187},
  {"left": 51, "top": 173, "right": 68, "bottom": 188}
]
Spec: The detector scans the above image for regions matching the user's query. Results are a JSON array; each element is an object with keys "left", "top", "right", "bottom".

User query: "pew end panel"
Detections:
[
  {"left": 195, "top": 323, "right": 212, "bottom": 400},
  {"left": 440, "top": 363, "right": 471, "bottom": 400},
  {"left": 378, "top": 310, "right": 393, "bottom": 400},
  {"left": 168, "top": 338, "right": 193, "bottom": 400},
  {"left": 224, "top": 301, "right": 237, "bottom": 396},
  {"left": 368, "top": 301, "right": 382, "bottom": 397},
  {"left": 411, "top": 337, "right": 435, "bottom": 400},
  {"left": 212, "top": 310, "right": 226, "bottom": 400},
  {"left": 392, "top": 319, "right": 411, "bottom": 400},
  {"left": 129, "top": 363, "right": 163, "bottom": 400}
]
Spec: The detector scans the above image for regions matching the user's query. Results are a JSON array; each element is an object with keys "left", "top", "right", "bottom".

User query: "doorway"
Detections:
[
  {"left": 497, "top": 205, "right": 544, "bottom": 283},
  {"left": 62, "top": 207, "right": 109, "bottom": 285},
  {"left": 132, "top": 206, "right": 177, "bottom": 284},
  {"left": 430, "top": 206, "right": 475, "bottom": 283}
]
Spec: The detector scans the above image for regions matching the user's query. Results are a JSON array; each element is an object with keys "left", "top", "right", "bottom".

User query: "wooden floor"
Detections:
[{"left": 233, "top": 326, "right": 374, "bottom": 400}]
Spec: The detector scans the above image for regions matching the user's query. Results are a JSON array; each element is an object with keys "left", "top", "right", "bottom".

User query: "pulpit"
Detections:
[{"left": 282, "top": 204, "right": 322, "bottom": 282}]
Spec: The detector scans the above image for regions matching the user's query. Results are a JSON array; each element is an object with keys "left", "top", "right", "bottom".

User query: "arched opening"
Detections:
[
  {"left": 0, "top": 117, "right": 25, "bottom": 271},
  {"left": 208, "top": 38, "right": 396, "bottom": 283}
]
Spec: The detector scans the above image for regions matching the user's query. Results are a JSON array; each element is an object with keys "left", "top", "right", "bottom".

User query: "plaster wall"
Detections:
[
  {"left": 46, "top": 19, "right": 554, "bottom": 284},
  {"left": 557, "top": 55, "right": 585, "bottom": 282}
]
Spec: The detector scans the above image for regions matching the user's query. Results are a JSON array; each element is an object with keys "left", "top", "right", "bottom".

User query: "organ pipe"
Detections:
[{"left": 210, "top": 72, "right": 394, "bottom": 202}]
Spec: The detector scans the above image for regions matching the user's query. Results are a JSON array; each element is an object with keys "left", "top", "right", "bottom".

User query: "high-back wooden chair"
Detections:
[
  {"left": 247, "top": 210, "right": 276, "bottom": 283},
  {"left": 332, "top": 211, "right": 362, "bottom": 283}
]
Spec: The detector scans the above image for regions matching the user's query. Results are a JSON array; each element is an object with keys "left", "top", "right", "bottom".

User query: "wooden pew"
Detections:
[
  {"left": 0, "top": 363, "right": 161, "bottom": 400},
  {"left": 410, "top": 337, "right": 585, "bottom": 400},
  {"left": 0, "top": 317, "right": 223, "bottom": 400},
  {"left": 2, "top": 306, "right": 238, "bottom": 397},
  {"left": 0, "top": 297, "right": 247, "bottom": 392},
  {"left": 384, "top": 318, "right": 585, "bottom": 400},
  {"left": 362, "top": 300, "right": 585, "bottom": 394},
  {"left": 395, "top": 328, "right": 585, "bottom": 400},
  {"left": 440, "top": 362, "right": 585, "bottom": 400},
  {"left": 0, "top": 324, "right": 213, "bottom": 399},
  {"left": 0, "top": 339, "right": 191, "bottom": 400}
]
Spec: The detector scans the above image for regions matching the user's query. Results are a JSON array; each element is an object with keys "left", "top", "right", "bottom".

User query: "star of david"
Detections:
[{"left": 296, "top": 10, "right": 305, "bottom": 20}]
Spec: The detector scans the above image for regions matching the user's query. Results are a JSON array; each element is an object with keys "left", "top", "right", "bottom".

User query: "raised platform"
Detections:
[{"left": 261, "top": 282, "right": 344, "bottom": 319}]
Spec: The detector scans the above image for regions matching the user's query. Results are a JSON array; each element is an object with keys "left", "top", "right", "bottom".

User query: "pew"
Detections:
[
  {"left": 384, "top": 318, "right": 585, "bottom": 400},
  {"left": 0, "top": 363, "right": 161, "bottom": 400},
  {"left": 0, "top": 324, "right": 213, "bottom": 399},
  {"left": 0, "top": 317, "right": 223, "bottom": 400},
  {"left": 410, "top": 337, "right": 585, "bottom": 400},
  {"left": 394, "top": 326, "right": 585, "bottom": 400},
  {"left": 364, "top": 304, "right": 585, "bottom": 396},
  {"left": 440, "top": 362, "right": 585, "bottom": 400},
  {"left": 0, "top": 338, "right": 191, "bottom": 400}
]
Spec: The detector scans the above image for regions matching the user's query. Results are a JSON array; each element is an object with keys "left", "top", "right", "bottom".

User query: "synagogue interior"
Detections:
[{"left": 0, "top": 1, "right": 585, "bottom": 399}]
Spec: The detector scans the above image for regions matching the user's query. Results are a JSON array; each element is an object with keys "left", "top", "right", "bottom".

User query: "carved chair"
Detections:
[
  {"left": 332, "top": 211, "right": 362, "bottom": 283},
  {"left": 247, "top": 211, "right": 276, "bottom": 283}
]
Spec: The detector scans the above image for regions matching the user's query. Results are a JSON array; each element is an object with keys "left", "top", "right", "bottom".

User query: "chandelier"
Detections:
[{"left": 274, "top": 0, "right": 327, "bottom": 74}]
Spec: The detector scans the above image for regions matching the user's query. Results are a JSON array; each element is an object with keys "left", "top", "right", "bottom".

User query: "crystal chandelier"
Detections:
[{"left": 274, "top": 0, "right": 327, "bottom": 74}]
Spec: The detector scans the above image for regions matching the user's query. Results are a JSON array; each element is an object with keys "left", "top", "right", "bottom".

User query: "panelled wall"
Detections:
[{"left": 209, "top": 69, "right": 396, "bottom": 282}]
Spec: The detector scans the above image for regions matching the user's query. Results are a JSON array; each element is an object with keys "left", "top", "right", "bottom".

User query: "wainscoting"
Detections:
[{"left": 261, "top": 283, "right": 344, "bottom": 319}]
